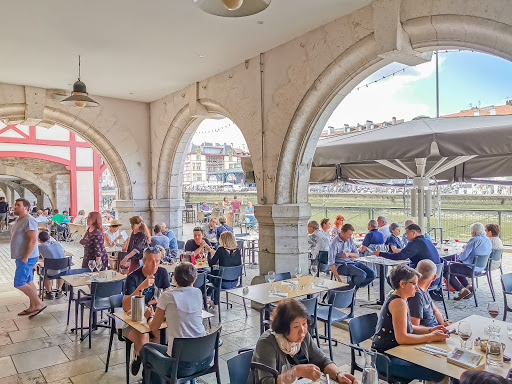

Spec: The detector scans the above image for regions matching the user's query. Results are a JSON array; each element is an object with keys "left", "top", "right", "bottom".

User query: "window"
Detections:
[{"left": 196, "top": 154, "right": 201, "bottom": 161}]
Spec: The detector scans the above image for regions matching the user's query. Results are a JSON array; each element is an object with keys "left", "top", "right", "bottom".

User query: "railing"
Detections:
[{"left": 310, "top": 205, "right": 512, "bottom": 245}]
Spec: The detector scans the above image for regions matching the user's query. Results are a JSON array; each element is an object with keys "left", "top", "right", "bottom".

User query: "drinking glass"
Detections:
[
  {"left": 295, "top": 267, "right": 302, "bottom": 282},
  {"left": 267, "top": 271, "right": 276, "bottom": 293},
  {"left": 458, "top": 321, "right": 472, "bottom": 350},
  {"left": 95, "top": 260, "right": 102, "bottom": 272},
  {"left": 488, "top": 302, "right": 500, "bottom": 325},
  {"left": 280, "top": 364, "right": 297, "bottom": 384},
  {"left": 310, "top": 262, "right": 318, "bottom": 277},
  {"left": 88, "top": 260, "right": 96, "bottom": 274},
  {"left": 486, "top": 337, "right": 504, "bottom": 367}
]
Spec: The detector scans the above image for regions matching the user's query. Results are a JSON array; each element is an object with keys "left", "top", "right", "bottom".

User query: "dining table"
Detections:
[
  {"left": 387, "top": 314, "right": 512, "bottom": 379},
  {"left": 160, "top": 261, "right": 210, "bottom": 275},
  {"left": 229, "top": 274, "right": 347, "bottom": 333}
]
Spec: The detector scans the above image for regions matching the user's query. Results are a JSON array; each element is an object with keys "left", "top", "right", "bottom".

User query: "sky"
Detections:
[{"left": 193, "top": 51, "right": 512, "bottom": 149}]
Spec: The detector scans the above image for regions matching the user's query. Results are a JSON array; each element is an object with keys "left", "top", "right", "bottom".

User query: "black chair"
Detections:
[
  {"left": 37, "top": 256, "right": 72, "bottom": 300},
  {"left": 317, "top": 287, "right": 356, "bottom": 360},
  {"left": 141, "top": 327, "right": 222, "bottom": 384},
  {"left": 249, "top": 362, "right": 279, "bottom": 384},
  {"left": 177, "top": 240, "right": 185, "bottom": 250},
  {"left": 264, "top": 272, "right": 292, "bottom": 283},
  {"left": 105, "top": 294, "right": 133, "bottom": 384},
  {"left": 348, "top": 313, "right": 378, "bottom": 375},
  {"left": 194, "top": 271, "right": 211, "bottom": 327},
  {"left": 428, "top": 263, "right": 448, "bottom": 319},
  {"left": 78, "top": 279, "right": 125, "bottom": 348},
  {"left": 501, "top": 273, "right": 512, "bottom": 321},
  {"left": 227, "top": 349, "right": 253, "bottom": 384},
  {"left": 317, "top": 251, "right": 332, "bottom": 278},
  {"left": 300, "top": 296, "right": 320, "bottom": 347},
  {"left": 208, "top": 265, "right": 247, "bottom": 323},
  {"left": 446, "top": 254, "right": 491, "bottom": 306}
]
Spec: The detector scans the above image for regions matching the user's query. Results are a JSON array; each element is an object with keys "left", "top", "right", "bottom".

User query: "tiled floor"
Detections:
[{"left": 0, "top": 226, "right": 506, "bottom": 383}]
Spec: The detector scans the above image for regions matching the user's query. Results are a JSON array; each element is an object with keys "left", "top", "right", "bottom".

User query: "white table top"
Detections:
[
  {"left": 357, "top": 255, "right": 410, "bottom": 266},
  {"left": 237, "top": 235, "right": 259, "bottom": 241}
]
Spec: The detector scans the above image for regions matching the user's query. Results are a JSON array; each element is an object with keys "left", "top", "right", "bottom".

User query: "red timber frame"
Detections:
[{"left": 0, "top": 125, "right": 107, "bottom": 216}]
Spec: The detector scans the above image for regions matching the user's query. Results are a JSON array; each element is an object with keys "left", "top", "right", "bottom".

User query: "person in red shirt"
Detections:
[{"left": 230, "top": 195, "right": 243, "bottom": 224}]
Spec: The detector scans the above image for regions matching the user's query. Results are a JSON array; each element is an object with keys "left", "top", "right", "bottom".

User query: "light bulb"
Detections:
[
  {"left": 221, "top": 0, "right": 243, "bottom": 10},
  {"left": 74, "top": 100, "right": 86, "bottom": 108}
]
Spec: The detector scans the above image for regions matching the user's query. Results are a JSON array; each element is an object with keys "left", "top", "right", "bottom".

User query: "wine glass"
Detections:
[
  {"left": 488, "top": 302, "right": 500, "bottom": 325},
  {"left": 310, "top": 262, "right": 318, "bottom": 278},
  {"left": 295, "top": 267, "right": 302, "bottom": 282},
  {"left": 458, "top": 321, "right": 472, "bottom": 350},
  {"left": 88, "top": 260, "right": 96, "bottom": 274},
  {"left": 267, "top": 271, "right": 276, "bottom": 293},
  {"left": 95, "top": 260, "right": 102, "bottom": 272}
]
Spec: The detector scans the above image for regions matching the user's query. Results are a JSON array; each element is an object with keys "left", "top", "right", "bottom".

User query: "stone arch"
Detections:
[
  {"left": 0, "top": 164, "right": 56, "bottom": 206},
  {"left": 156, "top": 99, "right": 242, "bottom": 200},
  {"left": 276, "top": 15, "right": 512, "bottom": 205},
  {"left": 0, "top": 103, "right": 132, "bottom": 201}
]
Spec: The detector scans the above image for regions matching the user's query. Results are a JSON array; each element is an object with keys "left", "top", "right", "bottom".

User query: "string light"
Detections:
[{"left": 195, "top": 121, "right": 236, "bottom": 135}]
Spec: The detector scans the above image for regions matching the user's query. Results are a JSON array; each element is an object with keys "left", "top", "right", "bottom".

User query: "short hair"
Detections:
[
  {"left": 389, "top": 265, "right": 420, "bottom": 289},
  {"left": 144, "top": 246, "right": 162, "bottom": 257},
  {"left": 78, "top": 210, "right": 85, "bottom": 216},
  {"left": 320, "top": 218, "right": 330, "bottom": 227},
  {"left": 470, "top": 222, "right": 485, "bottom": 236},
  {"left": 37, "top": 210, "right": 43, "bottom": 215},
  {"left": 154, "top": 224, "right": 163, "bottom": 234},
  {"left": 38, "top": 231, "right": 50, "bottom": 242},
  {"left": 416, "top": 259, "right": 437, "bottom": 281},
  {"left": 219, "top": 216, "right": 227, "bottom": 224},
  {"left": 220, "top": 231, "right": 237, "bottom": 249},
  {"left": 405, "top": 224, "right": 422, "bottom": 234},
  {"left": 63, "top": 210, "right": 68, "bottom": 214},
  {"left": 88, "top": 212, "right": 103, "bottom": 230},
  {"left": 53, "top": 209, "right": 59, "bottom": 214},
  {"left": 174, "top": 262, "right": 197, "bottom": 287},
  {"left": 378, "top": 216, "right": 387, "bottom": 223},
  {"left": 308, "top": 220, "right": 319, "bottom": 230},
  {"left": 271, "top": 299, "right": 310, "bottom": 335},
  {"left": 368, "top": 219, "right": 378, "bottom": 229},
  {"left": 234, "top": 195, "right": 237, "bottom": 199},
  {"left": 389, "top": 222, "right": 400, "bottom": 232},
  {"left": 341, "top": 223, "right": 355, "bottom": 233},
  {"left": 460, "top": 370, "right": 508, "bottom": 384},
  {"left": 193, "top": 227, "right": 204, "bottom": 234},
  {"left": 404, "top": 219, "right": 415, "bottom": 227},
  {"left": 485, "top": 223, "right": 500, "bottom": 237},
  {"left": 16, "top": 198, "right": 30, "bottom": 210}
]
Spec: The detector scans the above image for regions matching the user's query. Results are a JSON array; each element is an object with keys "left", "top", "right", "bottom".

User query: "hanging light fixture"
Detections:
[
  {"left": 194, "top": 0, "right": 270, "bottom": 17},
  {"left": 60, "top": 56, "right": 99, "bottom": 108}
]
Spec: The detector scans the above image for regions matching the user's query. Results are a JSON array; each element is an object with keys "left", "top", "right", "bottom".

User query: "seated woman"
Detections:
[
  {"left": 385, "top": 222, "right": 404, "bottom": 253},
  {"left": 207, "top": 231, "right": 242, "bottom": 307},
  {"left": 486, "top": 223, "right": 504, "bottom": 251},
  {"left": 372, "top": 264, "right": 449, "bottom": 383},
  {"left": 250, "top": 299, "right": 357, "bottom": 384}
]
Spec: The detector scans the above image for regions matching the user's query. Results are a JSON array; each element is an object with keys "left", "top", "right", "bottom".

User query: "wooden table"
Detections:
[
  {"left": 387, "top": 314, "right": 512, "bottom": 379},
  {"left": 61, "top": 270, "right": 126, "bottom": 287},
  {"left": 229, "top": 275, "right": 347, "bottom": 333}
]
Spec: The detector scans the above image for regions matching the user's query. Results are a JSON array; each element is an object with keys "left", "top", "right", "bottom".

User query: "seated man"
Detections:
[
  {"left": 200, "top": 201, "right": 211, "bottom": 217},
  {"left": 35, "top": 210, "right": 49, "bottom": 223},
  {"left": 402, "top": 219, "right": 432, "bottom": 245},
  {"left": 62, "top": 210, "right": 71, "bottom": 223},
  {"left": 216, "top": 216, "right": 233, "bottom": 241},
  {"left": 245, "top": 201, "right": 258, "bottom": 227},
  {"left": 185, "top": 227, "right": 213, "bottom": 260},
  {"left": 50, "top": 209, "right": 69, "bottom": 239},
  {"left": 446, "top": 222, "right": 492, "bottom": 301},
  {"left": 159, "top": 222, "right": 178, "bottom": 258},
  {"left": 141, "top": 262, "right": 208, "bottom": 381},
  {"left": 202, "top": 217, "right": 218, "bottom": 247},
  {"left": 409, "top": 259, "right": 451, "bottom": 328},
  {"left": 359, "top": 219, "right": 385, "bottom": 253},
  {"left": 151, "top": 224, "right": 170, "bottom": 249},
  {"left": 374, "top": 224, "right": 440, "bottom": 268},
  {"left": 211, "top": 202, "right": 221, "bottom": 212},
  {"left": 329, "top": 223, "right": 376, "bottom": 289},
  {"left": 122, "top": 247, "right": 171, "bottom": 375},
  {"left": 377, "top": 216, "right": 391, "bottom": 241},
  {"left": 38, "top": 230, "right": 68, "bottom": 299},
  {"left": 307, "top": 220, "right": 329, "bottom": 260}
]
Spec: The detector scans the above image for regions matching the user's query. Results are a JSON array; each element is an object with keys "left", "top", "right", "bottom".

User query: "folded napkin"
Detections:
[
  {"left": 281, "top": 280, "right": 298, "bottom": 286},
  {"left": 86, "top": 277, "right": 107, "bottom": 283},
  {"left": 420, "top": 344, "right": 449, "bottom": 355},
  {"left": 312, "top": 283, "right": 328, "bottom": 289},
  {"left": 269, "top": 292, "right": 288, "bottom": 298}
]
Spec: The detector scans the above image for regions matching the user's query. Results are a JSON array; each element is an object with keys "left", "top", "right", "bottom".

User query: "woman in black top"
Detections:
[
  {"left": 121, "top": 216, "right": 151, "bottom": 274},
  {"left": 372, "top": 265, "right": 448, "bottom": 383},
  {"left": 207, "top": 231, "right": 242, "bottom": 305}
]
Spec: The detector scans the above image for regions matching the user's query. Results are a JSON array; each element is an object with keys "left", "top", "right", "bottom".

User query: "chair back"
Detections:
[
  {"left": 264, "top": 272, "right": 291, "bottom": 283},
  {"left": 300, "top": 297, "right": 318, "bottom": 336},
  {"left": 38, "top": 221, "right": 49, "bottom": 229},
  {"left": 328, "top": 287, "right": 355, "bottom": 309},
  {"left": 44, "top": 257, "right": 72, "bottom": 274},
  {"left": 474, "top": 254, "right": 490, "bottom": 269},
  {"left": 219, "top": 265, "right": 243, "bottom": 283},
  {"left": 428, "top": 263, "right": 444, "bottom": 291},
  {"left": 68, "top": 223, "right": 86, "bottom": 235},
  {"left": 349, "top": 313, "right": 378, "bottom": 345},
  {"left": 109, "top": 293, "right": 123, "bottom": 309},
  {"left": 67, "top": 267, "right": 90, "bottom": 275},
  {"left": 227, "top": 349, "right": 254, "bottom": 384},
  {"left": 502, "top": 273, "right": 512, "bottom": 292},
  {"left": 194, "top": 271, "right": 207, "bottom": 291},
  {"left": 197, "top": 211, "right": 205, "bottom": 219},
  {"left": 177, "top": 240, "right": 185, "bottom": 250},
  {"left": 211, "top": 211, "right": 220, "bottom": 218},
  {"left": 491, "top": 249, "right": 503, "bottom": 262},
  {"left": 91, "top": 279, "right": 125, "bottom": 299},
  {"left": 317, "top": 251, "right": 330, "bottom": 273},
  {"left": 171, "top": 327, "right": 221, "bottom": 365}
]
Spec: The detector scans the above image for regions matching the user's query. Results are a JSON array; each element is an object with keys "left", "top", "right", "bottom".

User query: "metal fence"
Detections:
[{"left": 311, "top": 205, "right": 512, "bottom": 245}]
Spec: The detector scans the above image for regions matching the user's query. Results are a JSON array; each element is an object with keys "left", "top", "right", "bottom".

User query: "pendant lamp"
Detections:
[
  {"left": 60, "top": 56, "right": 99, "bottom": 108},
  {"left": 194, "top": 0, "right": 270, "bottom": 17}
]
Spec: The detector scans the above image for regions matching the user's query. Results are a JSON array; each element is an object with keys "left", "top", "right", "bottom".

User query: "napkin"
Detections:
[
  {"left": 312, "top": 283, "right": 328, "bottom": 289},
  {"left": 86, "top": 277, "right": 107, "bottom": 283},
  {"left": 269, "top": 292, "right": 288, "bottom": 298},
  {"left": 420, "top": 344, "right": 449, "bottom": 355},
  {"left": 281, "top": 280, "right": 298, "bottom": 286}
]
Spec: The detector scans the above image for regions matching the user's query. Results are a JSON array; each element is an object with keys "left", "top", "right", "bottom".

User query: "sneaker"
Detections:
[
  {"left": 131, "top": 355, "right": 142, "bottom": 376},
  {"left": 55, "top": 290, "right": 65, "bottom": 298},
  {"left": 43, "top": 291, "right": 54, "bottom": 300}
]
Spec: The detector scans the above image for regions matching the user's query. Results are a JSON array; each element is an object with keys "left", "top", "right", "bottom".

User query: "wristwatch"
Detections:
[{"left": 146, "top": 316, "right": 153, "bottom": 321}]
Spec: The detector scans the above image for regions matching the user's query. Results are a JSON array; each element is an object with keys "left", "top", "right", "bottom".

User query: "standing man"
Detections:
[
  {"left": 0, "top": 197, "right": 8, "bottom": 231},
  {"left": 11, "top": 199, "right": 46, "bottom": 318},
  {"left": 377, "top": 216, "right": 391, "bottom": 241}
]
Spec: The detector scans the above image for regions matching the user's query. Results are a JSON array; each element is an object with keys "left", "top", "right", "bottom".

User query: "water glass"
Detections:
[
  {"left": 310, "top": 262, "right": 318, "bottom": 277},
  {"left": 486, "top": 338, "right": 504, "bottom": 367},
  {"left": 280, "top": 364, "right": 297, "bottom": 384},
  {"left": 267, "top": 271, "right": 276, "bottom": 293}
]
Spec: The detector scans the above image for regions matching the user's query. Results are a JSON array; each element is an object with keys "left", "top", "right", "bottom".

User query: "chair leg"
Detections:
[
  {"left": 440, "top": 290, "right": 449, "bottom": 320},
  {"left": 88, "top": 310, "right": 93, "bottom": 348},
  {"left": 126, "top": 340, "right": 132, "bottom": 384},
  {"left": 242, "top": 298, "right": 248, "bottom": 317},
  {"left": 327, "top": 322, "right": 333, "bottom": 361},
  {"left": 225, "top": 292, "right": 229, "bottom": 310},
  {"left": 446, "top": 273, "right": 450, "bottom": 300},
  {"left": 314, "top": 323, "right": 320, "bottom": 348},
  {"left": 66, "top": 286, "right": 72, "bottom": 325},
  {"left": 217, "top": 290, "right": 221, "bottom": 323},
  {"left": 472, "top": 277, "right": 478, "bottom": 307},
  {"left": 105, "top": 323, "right": 115, "bottom": 372},
  {"left": 80, "top": 304, "right": 85, "bottom": 339},
  {"left": 487, "top": 271, "right": 496, "bottom": 301}
]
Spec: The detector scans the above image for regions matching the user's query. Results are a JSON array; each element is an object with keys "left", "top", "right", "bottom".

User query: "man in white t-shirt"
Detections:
[
  {"left": 377, "top": 216, "right": 391, "bottom": 241},
  {"left": 141, "top": 262, "right": 209, "bottom": 379}
]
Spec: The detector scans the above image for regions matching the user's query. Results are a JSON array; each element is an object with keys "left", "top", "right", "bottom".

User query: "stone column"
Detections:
[
  {"left": 55, "top": 174, "right": 71, "bottom": 212},
  {"left": 36, "top": 194, "right": 44, "bottom": 210},
  {"left": 253, "top": 203, "right": 311, "bottom": 283},
  {"left": 150, "top": 198, "right": 185, "bottom": 240},
  {"left": 112, "top": 199, "right": 151, "bottom": 230}
]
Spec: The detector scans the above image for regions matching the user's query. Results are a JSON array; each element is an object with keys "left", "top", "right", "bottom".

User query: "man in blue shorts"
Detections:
[{"left": 11, "top": 198, "right": 46, "bottom": 318}]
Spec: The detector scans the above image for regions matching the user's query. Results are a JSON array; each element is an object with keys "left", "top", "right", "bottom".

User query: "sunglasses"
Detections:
[{"left": 144, "top": 246, "right": 162, "bottom": 254}]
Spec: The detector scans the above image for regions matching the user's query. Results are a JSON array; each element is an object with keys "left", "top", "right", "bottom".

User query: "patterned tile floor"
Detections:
[{"left": 0, "top": 226, "right": 507, "bottom": 383}]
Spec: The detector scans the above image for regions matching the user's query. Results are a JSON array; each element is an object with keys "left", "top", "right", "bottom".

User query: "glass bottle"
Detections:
[{"left": 362, "top": 349, "right": 379, "bottom": 384}]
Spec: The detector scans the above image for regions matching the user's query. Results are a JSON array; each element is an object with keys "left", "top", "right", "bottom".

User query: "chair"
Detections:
[
  {"left": 316, "top": 287, "right": 356, "bottom": 360},
  {"left": 78, "top": 279, "right": 125, "bottom": 348},
  {"left": 348, "top": 313, "right": 378, "bottom": 375},
  {"left": 141, "top": 327, "right": 222, "bottom": 384},
  {"left": 194, "top": 271, "right": 211, "bottom": 328},
  {"left": 250, "top": 362, "right": 279, "bottom": 384},
  {"left": 197, "top": 211, "right": 208, "bottom": 225},
  {"left": 235, "top": 232, "right": 249, "bottom": 238},
  {"left": 37, "top": 221, "right": 49, "bottom": 230},
  {"left": 177, "top": 240, "right": 185, "bottom": 250},
  {"left": 490, "top": 249, "right": 504, "bottom": 275},
  {"left": 37, "top": 256, "right": 72, "bottom": 300},
  {"left": 211, "top": 211, "right": 221, "bottom": 219},
  {"left": 428, "top": 263, "right": 449, "bottom": 319},
  {"left": 208, "top": 265, "right": 247, "bottom": 323},
  {"left": 236, "top": 239, "right": 246, "bottom": 276},
  {"left": 446, "top": 254, "right": 491, "bottom": 306},
  {"left": 317, "top": 251, "right": 331, "bottom": 278},
  {"left": 501, "top": 273, "right": 512, "bottom": 321},
  {"left": 227, "top": 349, "right": 253, "bottom": 384},
  {"left": 264, "top": 272, "right": 292, "bottom": 283},
  {"left": 183, "top": 204, "right": 196, "bottom": 223},
  {"left": 300, "top": 296, "right": 320, "bottom": 347}
]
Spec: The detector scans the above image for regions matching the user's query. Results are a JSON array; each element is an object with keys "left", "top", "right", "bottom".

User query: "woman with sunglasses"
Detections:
[{"left": 372, "top": 265, "right": 449, "bottom": 383}]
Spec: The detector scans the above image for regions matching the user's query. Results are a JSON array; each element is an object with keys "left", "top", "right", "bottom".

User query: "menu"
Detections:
[{"left": 447, "top": 348, "right": 484, "bottom": 369}]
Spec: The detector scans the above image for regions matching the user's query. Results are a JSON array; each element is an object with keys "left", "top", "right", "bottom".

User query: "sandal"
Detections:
[
  {"left": 28, "top": 305, "right": 47, "bottom": 319},
  {"left": 18, "top": 309, "right": 36, "bottom": 316}
]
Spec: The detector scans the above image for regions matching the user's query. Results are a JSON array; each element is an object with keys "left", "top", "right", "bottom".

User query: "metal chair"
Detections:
[
  {"left": 227, "top": 349, "right": 253, "bottom": 384},
  {"left": 348, "top": 313, "right": 378, "bottom": 375},
  {"left": 317, "top": 251, "right": 332, "bottom": 279},
  {"left": 490, "top": 248, "right": 504, "bottom": 275},
  {"left": 264, "top": 271, "right": 292, "bottom": 283},
  {"left": 446, "top": 254, "right": 491, "bottom": 306},
  {"left": 78, "top": 279, "right": 125, "bottom": 348},
  {"left": 236, "top": 239, "right": 247, "bottom": 276},
  {"left": 249, "top": 362, "right": 279, "bottom": 384},
  {"left": 316, "top": 287, "right": 356, "bottom": 360},
  {"left": 177, "top": 240, "right": 185, "bottom": 250},
  {"left": 501, "top": 273, "right": 512, "bottom": 321},
  {"left": 194, "top": 271, "right": 211, "bottom": 328},
  {"left": 300, "top": 296, "right": 320, "bottom": 347},
  {"left": 208, "top": 265, "right": 247, "bottom": 323},
  {"left": 37, "top": 256, "right": 72, "bottom": 300},
  {"left": 183, "top": 203, "right": 196, "bottom": 223},
  {"left": 141, "top": 327, "right": 222, "bottom": 384},
  {"left": 428, "top": 263, "right": 448, "bottom": 319}
]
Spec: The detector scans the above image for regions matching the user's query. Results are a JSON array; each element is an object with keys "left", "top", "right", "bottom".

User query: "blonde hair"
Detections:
[{"left": 219, "top": 231, "right": 237, "bottom": 250}]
